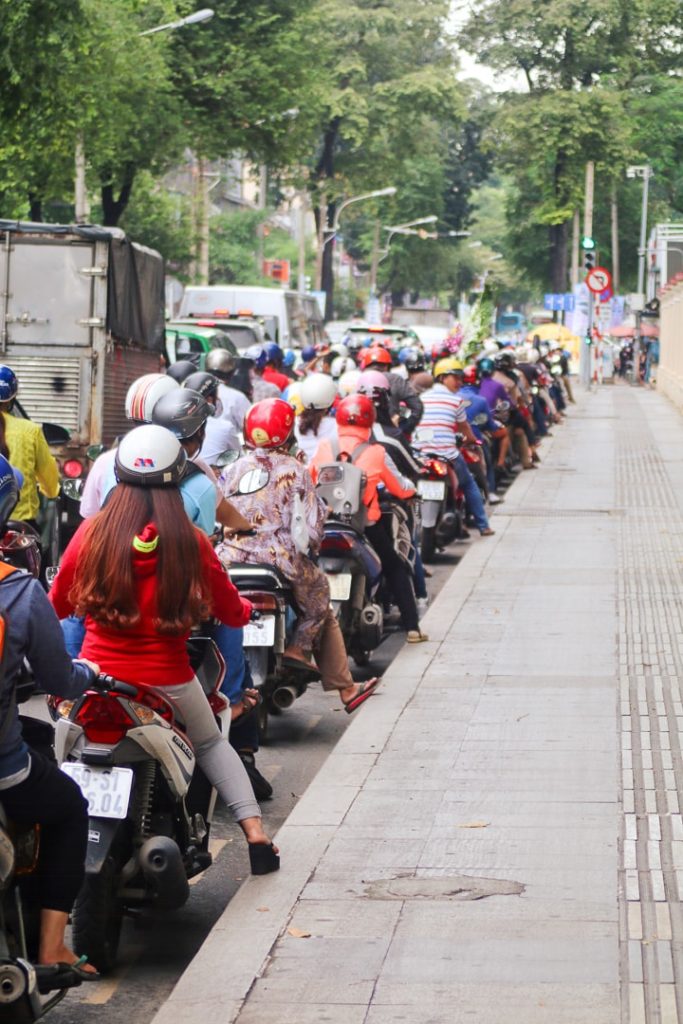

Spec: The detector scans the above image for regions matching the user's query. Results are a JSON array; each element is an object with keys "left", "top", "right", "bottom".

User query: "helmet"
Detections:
[
  {"left": 125, "top": 374, "right": 179, "bottom": 424},
  {"left": 338, "top": 369, "right": 362, "bottom": 397},
  {"left": 152, "top": 389, "right": 211, "bottom": 440},
  {"left": 205, "top": 348, "right": 236, "bottom": 378},
  {"left": 0, "top": 455, "right": 19, "bottom": 533},
  {"left": 345, "top": 336, "right": 364, "bottom": 357},
  {"left": 482, "top": 338, "right": 499, "bottom": 355},
  {"left": 398, "top": 347, "right": 425, "bottom": 371},
  {"left": 244, "top": 398, "right": 296, "bottom": 449},
  {"left": 244, "top": 345, "right": 268, "bottom": 371},
  {"left": 282, "top": 349, "right": 297, "bottom": 368},
  {"left": 462, "top": 365, "right": 479, "bottom": 386},
  {"left": 330, "top": 343, "right": 349, "bottom": 359},
  {"left": 284, "top": 382, "right": 304, "bottom": 416},
  {"left": 264, "top": 342, "right": 283, "bottom": 366},
  {"left": 355, "top": 370, "right": 390, "bottom": 398},
  {"left": 115, "top": 425, "right": 187, "bottom": 487},
  {"left": 336, "top": 394, "right": 375, "bottom": 429},
  {"left": 183, "top": 371, "right": 219, "bottom": 402},
  {"left": 433, "top": 357, "right": 465, "bottom": 379},
  {"left": 299, "top": 372, "right": 337, "bottom": 411},
  {"left": 166, "top": 360, "right": 197, "bottom": 384},
  {"left": 0, "top": 367, "right": 18, "bottom": 403},
  {"left": 478, "top": 356, "right": 495, "bottom": 377},
  {"left": 330, "top": 355, "right": 356, "bottom": 379},
  {"left": 301, "top": 345, "right": 317, "bottom": 362},
  {"left": 495, "top": 353, "right": 515, "bottom": 371},
  {"left": 359, "top": 345, "right": 392, "bottom": 370}
]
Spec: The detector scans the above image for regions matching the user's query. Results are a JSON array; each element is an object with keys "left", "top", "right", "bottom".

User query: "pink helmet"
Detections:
[{"left": 355, "top": 370, "right": 390, "bottom": 398}]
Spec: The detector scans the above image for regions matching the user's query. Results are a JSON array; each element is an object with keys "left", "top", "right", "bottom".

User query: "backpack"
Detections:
[{"left": 315, "top": 440, "right": 370, "bottom": 533}]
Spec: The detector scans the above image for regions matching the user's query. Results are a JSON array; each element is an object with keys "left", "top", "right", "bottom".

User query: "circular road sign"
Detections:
[{"left": 586, "top": 266, "right": 613, "bottom": 294}]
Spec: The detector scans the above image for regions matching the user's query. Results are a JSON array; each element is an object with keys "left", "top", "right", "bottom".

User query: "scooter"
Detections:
[
  {"left": 50, "top": 638, "right": 228, "bottom": 973},
  {"left": 414, "top": 453, "right": 463, "bottom": 562}
]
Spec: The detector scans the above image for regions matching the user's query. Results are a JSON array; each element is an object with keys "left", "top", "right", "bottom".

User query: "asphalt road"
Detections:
[{"left": 42, "top": 544, "right": 463, "bottom": 1024}]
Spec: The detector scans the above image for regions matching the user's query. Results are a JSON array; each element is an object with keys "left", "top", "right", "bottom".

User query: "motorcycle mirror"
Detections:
[
  {"left": 237, "top": 467, "right": 270, "bottom": 495},
  {"left": 459, "top": 398, "right": 472, "bottom": 410},
  {"left": 214, "top": 449, "right": 241, "bottom": 469},
  {"left": 42, "top": 422, "right": 70, "bottom": 446},
  {"left": 472, "top": 413, "right": 488, "bottom": 426},
  {"left": 86, "top": 443, "right": 105, "bottom": 461},
  {"left": 45, "top": 566, "right": 59, "bottom": 589}
]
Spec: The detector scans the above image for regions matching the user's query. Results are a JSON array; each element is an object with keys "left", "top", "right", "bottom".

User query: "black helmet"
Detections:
[
  {"left": 495, "top": 353, "right": 515, "bottom": 372},
  {"left": 205, "top": 348, "right": 236, "bottom": 378},
  {"left": 115, "top": 425, "right": 187, "bottom": 487},
  {"left": 183, "top": 371, "right": 219, "bottom": 402},
  {"left": 166, "top": 359, "right": 198, "bottom": 384},
  {"left": 152, "top": 389, "right": 211, "bottom": 441}
]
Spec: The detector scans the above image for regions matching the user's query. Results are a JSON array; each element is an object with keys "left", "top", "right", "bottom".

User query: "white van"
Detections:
[{"left": 178, "top": 286, "right": 324, "bottom": 348}]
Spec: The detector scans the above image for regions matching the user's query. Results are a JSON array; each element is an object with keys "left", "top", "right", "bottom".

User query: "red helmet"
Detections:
[
  {"left": 244, "top": 398, "right": 295, "bottom": 449},
  {"left": 336, "top": 394, "right": 376, "bottom": 429},
  {"left": 359, "top": 345, "right": 392, "bottom": 370},
  {"left": 462, "top": 365, "right": 479, "bottom": 386}
]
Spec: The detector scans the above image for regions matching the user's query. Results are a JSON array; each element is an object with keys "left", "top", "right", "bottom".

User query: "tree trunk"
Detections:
[
  {"left": 101, "top": 166, "right": 136, "bottom": 226},
  {"left": 28, "top": 194, "right": 42, "bottom": 222},
  {"left": 313, "top": 118, "right": 340, "bottom": 318},
  {"left": 549, "top": 221, "right": 569, "bottom": 293},
  {"left": 322, "top": 199, "right": 336, "bottom": 320}
]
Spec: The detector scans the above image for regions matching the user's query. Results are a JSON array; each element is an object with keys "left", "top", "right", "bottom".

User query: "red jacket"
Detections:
[
  {"left": 262, "top": 367, "right": 290, "bottom": 392},
  {"left": 50, "top": 521, "right": 251, "bottom": 686}
]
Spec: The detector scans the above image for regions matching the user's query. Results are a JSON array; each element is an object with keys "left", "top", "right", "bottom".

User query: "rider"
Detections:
[
  {"left": 294, "top": 373, "right": 338, "bottom": 462},
  {"left": 310, "top": 394, "right": 428, "bottom": 643},
  {"left": 261, "top": 343, "right": 291, "bottom": 393},
  {"left": 413, "top": 358, "right": 495, "bottom": 537},
  {"left": 245, "top": 346, "right": 281, "bottom": 402},
  {"left": 461, "top": 364, "right": 510, "bottom": 501},
  {"left": 359, "top": 345, "right": 423, "bottom": 435},
  {"left": 183, "top": 370, "right": 240, "bottom": 468},
  {"left": 0, "top": 457, "right": 101, "bottom": 977},
  {"left": 50, "top": 425, "right": 279, "bottom": 874},
  {"left": 0, "top": 365, "right": 60, "bottom": 530},
  {"left": 205, "top": 348, "right": 252, "bottom": 445},
  {"left": 216, "top": 399, "right": 380, "bottom": 713}
]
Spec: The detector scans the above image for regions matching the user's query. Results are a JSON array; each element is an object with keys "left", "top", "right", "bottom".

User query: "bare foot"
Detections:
[{"left": 39, "top": 946, "right": 98, "bottom": 975}]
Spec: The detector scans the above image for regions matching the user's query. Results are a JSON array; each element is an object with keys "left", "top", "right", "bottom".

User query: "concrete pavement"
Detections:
[{"left": 152, "top": 384, "right": 683, "bottom": 1024}]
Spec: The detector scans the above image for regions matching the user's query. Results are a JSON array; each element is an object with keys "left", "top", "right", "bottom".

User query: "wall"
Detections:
[{"left": 657, "top": 278, "right": 683, "bottom": 409}]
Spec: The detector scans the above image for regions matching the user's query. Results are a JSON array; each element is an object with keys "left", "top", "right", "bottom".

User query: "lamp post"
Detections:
[
  {"left": 627, "top": 164, "right": 653, "bottom": 299},
  {"left": 139, "top": 8, "right": 214, "bottom": 36}
]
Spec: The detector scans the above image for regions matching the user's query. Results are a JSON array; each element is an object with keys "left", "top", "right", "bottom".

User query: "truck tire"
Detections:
[
  {"left": 72, "top": 857, "right": 123, "bottom": 974},
  {"left": 421, "top": 526, "right": 436, "bottom": 563}
]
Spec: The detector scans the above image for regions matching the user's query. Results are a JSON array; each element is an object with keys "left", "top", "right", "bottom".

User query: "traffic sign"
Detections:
[
  {"left": 585, "top": 266, "right": 612, "bottom": 294},
  {"left": 543, "top": 293, "right": 575, "bottom": 312}
]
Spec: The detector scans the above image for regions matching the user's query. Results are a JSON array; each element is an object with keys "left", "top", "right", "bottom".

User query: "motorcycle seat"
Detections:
[{"left": 228, "top": 563, "right": 293, "bottom": 592}]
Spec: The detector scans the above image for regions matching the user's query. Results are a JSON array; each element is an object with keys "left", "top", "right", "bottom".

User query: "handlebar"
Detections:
[{"left": 90, "top": 673, "right": 139, "bottom": 698}]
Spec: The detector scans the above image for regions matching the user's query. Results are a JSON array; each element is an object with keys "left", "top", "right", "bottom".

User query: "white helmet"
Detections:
[
  {"left": 331, "top": 355, "right": 356, "bottom": 379},
  {"left": 115, "top": 425, "right": 187, "bottom": 487},
  {"left": 338, "top": 369, "right": 362, "bottom": 397},
  {"left": 299, "top": 372, "right": 338, "bottom": 410},
  {"left": 330, "top": 343, "right": 349, "bottom": 359},
  {"left": 125, "top": 374, "right": 179, "bottom": 424},
  {"left": 482, "top": 338, "right": 499, "bottom": 355}
]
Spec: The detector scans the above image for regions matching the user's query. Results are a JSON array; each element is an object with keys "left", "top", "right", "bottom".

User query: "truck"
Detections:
[
  {"left": 178, "top": 285, "right": 326, "bottom": 349},
  {"left": 391, "top": 306, "right": 453, "bottom": 329},
  {"left": 0, "top": 219, "right": 165, "bottom": 548}
]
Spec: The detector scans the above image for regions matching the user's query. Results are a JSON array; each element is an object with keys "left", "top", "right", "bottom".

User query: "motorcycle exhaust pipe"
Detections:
[
  {"left": 271, "top": 684, "right": 299, "bottom": 711},
  {"left": 138, "top": 836, "right": 189, "bottom": 910},
  {"left": 436, "top": 511, "right": 459, "bottom": 543}
]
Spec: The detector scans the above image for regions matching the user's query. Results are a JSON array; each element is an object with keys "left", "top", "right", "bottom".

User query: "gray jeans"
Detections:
[{"left": 156, "top": 677, "right": 260, "bottom": 822}]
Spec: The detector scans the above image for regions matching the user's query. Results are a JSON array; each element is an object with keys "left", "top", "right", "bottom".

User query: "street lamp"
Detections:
[
  {"left": 627, "top": 164, "right": 653, "bottom": 298},
  {"left": 322, "top": 186, "right": 397, "bottom": 249},
  {"left": 139, "top": 7, "right": 215, "bottom": 36},
  {"left": 377, "top": 216, "right": 439, "bottom": 266}
]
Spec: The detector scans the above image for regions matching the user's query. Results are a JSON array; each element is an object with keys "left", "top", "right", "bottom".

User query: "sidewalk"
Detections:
[{"left": 153, "top": 384, "right": 683, "bottom": 1024}]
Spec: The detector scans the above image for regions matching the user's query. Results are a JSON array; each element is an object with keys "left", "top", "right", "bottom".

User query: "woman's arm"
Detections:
[
  {"left": 48, "top": 519, "right": 89, "bottom": 618},
  {"left": 200, "top": 533, "right": 253, "bottom": 626}
]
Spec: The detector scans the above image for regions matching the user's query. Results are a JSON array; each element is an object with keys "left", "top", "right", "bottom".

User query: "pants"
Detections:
[
  {"left": 61, "top": 614, "right": 85, "bottom": 657},
  {"left": 314, "top": 608, "right": 354, "bottom": 691},
  {"left": 289, "top": 557, "right": 331, "bottom": 651},
  {"left": 0, "top": 750, "right": 88, "bottom": 913},
  {"left": 156, "top": 678, "right": 260, "bottom": 822},
  {"left": 451, "top": 456, "right": 489, "bottom": 532},
  {"left": 366, "top": 520, "right": 419, "bottom": 632}
]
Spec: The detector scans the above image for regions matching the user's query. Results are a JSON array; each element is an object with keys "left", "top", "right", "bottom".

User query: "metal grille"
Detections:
[
  {"left": 6, "top": 354, "right": 81, "bottom": 433},
  {"left": 102, "top": 347, "right": 161, "bottom": 445}
]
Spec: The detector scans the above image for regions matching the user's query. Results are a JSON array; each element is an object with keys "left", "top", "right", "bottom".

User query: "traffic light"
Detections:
[{"left": 582, "top": 235, "right": 596, "bottom": 272}]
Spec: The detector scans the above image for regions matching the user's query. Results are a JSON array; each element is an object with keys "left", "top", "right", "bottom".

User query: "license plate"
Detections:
[
  {"left": 417, "top": 480, "right": 446, "bottom": 501},
  {"left": 326, "top": 572, "right": 352, "bottom": 601},
  {"left": 243, "top": 615, "right": 276, "bottom": 647},
  {"left": 61, "top": 764, "right": 133, "bottom": 820}
]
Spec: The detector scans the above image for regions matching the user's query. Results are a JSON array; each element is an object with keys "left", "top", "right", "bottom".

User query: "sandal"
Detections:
[
  {"left": 53, "top": 955, "right": 101, "bottom": 982},
  {"left": 231, "top": 688, "right": 262, "bottom": 723},
  {"left": 343, "top": 677, "right": 380, "bottom": 714},
  {"left": 248, "top": 841, "right": 280, "bottom": 875}
]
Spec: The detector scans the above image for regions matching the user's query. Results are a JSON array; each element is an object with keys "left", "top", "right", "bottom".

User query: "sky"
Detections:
[{"left": 449, "top": 1, "right": 526, "bottom": 92}]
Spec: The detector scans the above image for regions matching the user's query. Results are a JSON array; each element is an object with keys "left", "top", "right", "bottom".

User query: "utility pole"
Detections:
[
  {"left": 198, "top": 158, "right": 210, "bottom": 286},
  {"left": 255, "top": 164, "right": 267, "bottom": 277},
  {"left": 636, "top": 166, "right": 652, "bottom": 296},
  {"left": 297, "top": 192, "right": 307, "bottom": 294},
  {"left": 570, "top": 210, "right": 580, "bottom": 290},
  {"left": 74, "top": 136, "right": 90, "bottom": 224},
  {"left": 581, "top": 161, "right": 595, "bottom": 388},
  {"left": 610, "top": 182, "right": 620, "bottom": 293},
  {"left": 313, "top": 190, "right": 326, "bottom": 292}
]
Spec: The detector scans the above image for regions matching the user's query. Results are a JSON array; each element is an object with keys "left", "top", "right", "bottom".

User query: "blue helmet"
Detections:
[
  {"left": 0, "top": 366, "right": 18, "bottom": 403},
  {"left": 301, "top": 345, "right": 316, "bottom": 362},
  {"left": 282, "top": 349, "right": 296, "bottom": 368},
  {"left": 244, "top": 345, "right": 268, "bottom": 372},
  {"left": 0, "top": 455, "right": 19, "bottom": 533},
  {"left": 398, "top": 346, "right": 425, "bottom": 371},
  {"left": 264, "top": 342, "right": 283, "bottom": 366},
  {"left": 478, "top": 356, "right": 495, "bottom": 376}
]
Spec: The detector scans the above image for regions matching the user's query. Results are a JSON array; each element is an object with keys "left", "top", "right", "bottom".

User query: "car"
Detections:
[
  {"left": 165, "top": 321, "right": 252, "bottom": 365},
  {"left": 343, "top": 323, "right": 420, "bottom": 353}
]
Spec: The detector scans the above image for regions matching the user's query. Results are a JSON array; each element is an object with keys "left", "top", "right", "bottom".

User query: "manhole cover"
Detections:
[{"left": 364, "top": 874, "right": 524, "bottom": 901}]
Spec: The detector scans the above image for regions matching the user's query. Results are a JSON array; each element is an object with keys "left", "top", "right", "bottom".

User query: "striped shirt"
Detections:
[{"left": 412, "top": 382, "right": 467, "bottom": 462}]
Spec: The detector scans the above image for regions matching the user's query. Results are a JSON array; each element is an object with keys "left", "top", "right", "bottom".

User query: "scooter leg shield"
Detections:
[
  {"left": 138, "top": 836, "right": 189, "bottom": 910},
  {"left": 420, "top": 500, "right": 441, "bottom": 529}
]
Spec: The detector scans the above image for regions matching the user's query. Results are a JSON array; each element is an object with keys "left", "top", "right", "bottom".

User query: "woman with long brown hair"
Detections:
[{"left": 50, "top": 425, "right": 278, "bottom": 873}]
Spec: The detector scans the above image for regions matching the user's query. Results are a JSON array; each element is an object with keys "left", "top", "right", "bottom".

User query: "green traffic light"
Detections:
[{"left": 581, "top": 236, "right": 596, "bottom": 250}]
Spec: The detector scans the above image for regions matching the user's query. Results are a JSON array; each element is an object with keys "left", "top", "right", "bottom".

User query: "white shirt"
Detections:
[{"left": 295, "top": 416, "right": 337, "bottom": 463}]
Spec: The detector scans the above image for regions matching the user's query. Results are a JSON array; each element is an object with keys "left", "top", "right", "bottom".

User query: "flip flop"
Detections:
[
  {"left": 248, "top": 841, "right": 280, "bottom": 875},
  {"left": 343, "top": 677, "right": 380, "bottom": 714},
  {"left": 55, "top": 955, "right": 101, "bottom": 982},
  {"left": 231, "top": 689, "right": 262, "bottom": 724},
  {"left": 281, "top": 654, "right": 319, "bottom": 676}
]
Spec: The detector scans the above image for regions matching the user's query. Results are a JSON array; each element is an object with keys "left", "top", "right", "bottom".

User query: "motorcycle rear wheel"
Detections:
[
  {"left": 72, "top": 856, "right": 123, "bottom": 974},
  {"left": 421, "top": 526, "right": 437, "bottom": 563}
]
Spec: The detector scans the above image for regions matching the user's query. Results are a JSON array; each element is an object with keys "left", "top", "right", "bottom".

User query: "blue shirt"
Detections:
[
  {"left": 459, "top": 386, "right": 498, "bottom": 440},
  {"left": 102, "top": 463, "right": 217, "bottom": 536}
]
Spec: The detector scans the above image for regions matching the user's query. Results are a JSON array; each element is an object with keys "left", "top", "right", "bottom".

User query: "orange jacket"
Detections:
[{"left": 310, "top": 424, "right": 415, "bottom": 523}]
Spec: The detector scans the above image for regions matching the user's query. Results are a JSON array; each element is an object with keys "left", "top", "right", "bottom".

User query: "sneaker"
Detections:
[
  {"left": 416, "top": 596, "right": 429, "bottom": 617},
  {"left": 488, "top": 493, "right": 504, "bottom": 505},
  {"left": 407, "top": 629, "right": 429, "bottom": 643},
  {"left": 239, "top": 752, "right": 273, "bottom": 801}
]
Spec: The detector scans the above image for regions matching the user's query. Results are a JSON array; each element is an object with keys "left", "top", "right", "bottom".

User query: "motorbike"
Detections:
[
  {"left": 316, "top": 461, "right": 384, "bottom": 667},
  {"left": 50, "top": 638, "right": 228, "bottom": 973},
  {"left": 414, "top": 453, "right": 463, "bottom": 562}
]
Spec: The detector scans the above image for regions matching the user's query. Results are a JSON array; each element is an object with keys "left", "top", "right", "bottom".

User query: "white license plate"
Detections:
[
  {"left": 61, "top": 764, "right": 133, "bottom": 820},
  {"left": 326, "top": 572, "right": 352, "bottom": 601},
  {"left": 417, "top": 480, "right": 446, "bottom": 501},
  {"left": 243, "top": 615, "right": 276, "bottom": 647}
]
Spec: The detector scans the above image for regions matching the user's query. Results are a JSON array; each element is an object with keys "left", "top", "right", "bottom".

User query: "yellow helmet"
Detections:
[
  {"left": 285, "top": 382, "right": 304, "bottom": 416},
  {"left": 433, "top": 357, "right": 465, "bottom": 379}
]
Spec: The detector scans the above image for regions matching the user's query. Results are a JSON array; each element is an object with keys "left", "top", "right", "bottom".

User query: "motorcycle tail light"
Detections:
[
  {"left": 74, "top": 694, "right": 135, "bottom": 744},
  {"left": 321, "top": 534, "right": 354, "bottom": 553},
  {"left": 63, "top": 459, "right": 83, "bottom": 479},
  {"left": 242, "top": 591, "right": 278, "bottom": 612},
  {"left": 56, "top": 699, "right": 75, "bottom": 719},
  {"left": 133, "top": 688, "right": 175, "bottom": 725},
  {"left": 428, "top": 459, "right": 447, "bottom": 476}
]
